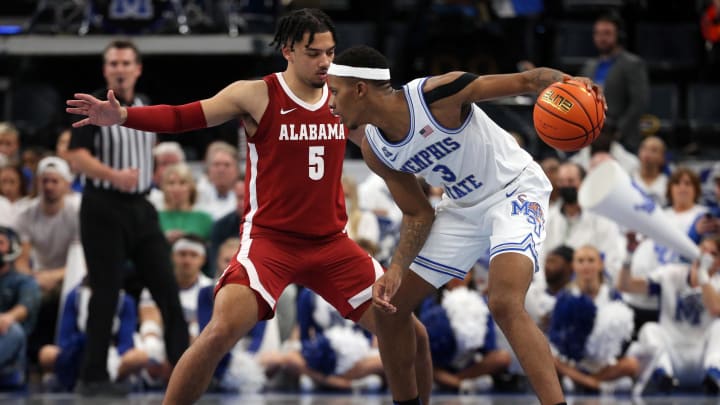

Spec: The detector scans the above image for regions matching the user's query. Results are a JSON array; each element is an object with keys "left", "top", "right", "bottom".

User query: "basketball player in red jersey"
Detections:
[{"left": 66, "top": 8, "right": 432, "bottom": 405}]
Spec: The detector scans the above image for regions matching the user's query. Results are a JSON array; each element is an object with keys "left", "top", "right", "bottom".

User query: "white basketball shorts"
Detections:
[{"left": 410, "top": 161, "right": 552, "bottom": 288}]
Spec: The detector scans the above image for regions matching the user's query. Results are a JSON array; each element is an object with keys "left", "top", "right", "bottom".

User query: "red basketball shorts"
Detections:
[{"left": 215, "top": 231, "right": 383, "bottom": 322}]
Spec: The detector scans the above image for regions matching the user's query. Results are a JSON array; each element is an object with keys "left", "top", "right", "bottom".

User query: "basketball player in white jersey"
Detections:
[
  {"left": 328, "top": 45, "right": 604, "bottom": 405},
  {"left": 617, "top": 236, "right": 720, "bottom": 393}
]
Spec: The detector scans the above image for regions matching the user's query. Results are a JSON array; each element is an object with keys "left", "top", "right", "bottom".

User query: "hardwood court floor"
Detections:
[{"left": 0, "top": 393, "right": 717, "bottom": 405}]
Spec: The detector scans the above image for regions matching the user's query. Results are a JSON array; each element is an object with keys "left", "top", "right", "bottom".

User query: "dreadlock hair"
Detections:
[
  {"left": 269, "top": 8, "right": 336, "bottom": 52},
  {"left": 333, "top": 45, "right": 392, "bottom": 87}
]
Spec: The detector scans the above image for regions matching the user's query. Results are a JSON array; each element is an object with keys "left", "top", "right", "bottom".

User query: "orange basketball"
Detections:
[{"left": 533, "top": 80, "right": 605, "bottom": 151}]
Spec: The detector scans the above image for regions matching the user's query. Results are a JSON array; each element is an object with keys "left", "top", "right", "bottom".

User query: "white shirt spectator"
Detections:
[
  {"left": 0, "top": 195, "right": 13, "bottom": 228},
  {"left": 571, "top": 142, "right": 639, "bottom": 174},
  {"left": 358, "top": 173, "right": 402, "bottom": 226},
  {"left": 543, "top": 204, "right": 627, "bottom": 283},
  {"left": 15, "top": 195, "right": 80, "bottom": 270},
  {"left": 631, "top": 170, "right": 669, "bottom": 207},
  {"left": 194, "top": 176, "right": 236, "bottom": 220},
  {"left": 664, "top": 205, "right": 708, "bottom": 235},
  {"left": 140, "top": 272, "right": 213, "bottom": 340},
  {"left": 347, "top": 210, "right": 380, "bottom": 246}
]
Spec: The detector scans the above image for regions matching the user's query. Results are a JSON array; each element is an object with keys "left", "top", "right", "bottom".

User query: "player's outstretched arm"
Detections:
[
  {"left": 361, "top": 137, "right": 435, "bottom": 313},
  {"left": 442, "top": 68, "right": 604, "bottom": 107},
  {"left": 66, "top": 80, "right": 268, "bottom": 134}
]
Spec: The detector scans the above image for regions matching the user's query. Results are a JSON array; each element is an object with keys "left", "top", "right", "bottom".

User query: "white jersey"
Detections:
[
  {"left": 648, "top": 263, "right": 720, "bottom": 343},
  {"left": 365, "top": 77, "right": 533, "bottom": 206}
]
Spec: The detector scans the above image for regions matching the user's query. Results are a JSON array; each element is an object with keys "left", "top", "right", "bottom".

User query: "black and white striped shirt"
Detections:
[{"left": 69, "top": 92, "right": 155, "bottom": 194}]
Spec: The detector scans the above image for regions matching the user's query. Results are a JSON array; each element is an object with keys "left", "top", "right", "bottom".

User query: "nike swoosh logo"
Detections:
[
  {"left": 505, "top": 187, "right": 520, "bottom": 197},
  {"left": 280, "top": 108, "right": 297, "bottom": 115}
]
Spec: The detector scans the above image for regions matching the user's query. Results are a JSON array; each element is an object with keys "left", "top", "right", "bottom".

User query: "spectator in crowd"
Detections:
[
  {"left": 357, "top": 172, "right": 402, "bottom": 265},
  {"left": 148, "top": 142, "right": 186, "bottom": 211},
  {"left": 570, "top": 124, "right": 639, "bottom": 174},
  {"left": 624, "top": 168, "right": 707, "bottom": 335},
  {"left": 207, "top": 177, "right": 244, "bottom": 275},
  {"left": 215, "top": 237, "right": 240, "bottom": 276},
  {"left": 140, "top": 235, "right": 212, "bottom": 344},
  {"left": 195, "top": 141, "right": 239, "bottom": 220},
  {"left": 197, "top": 283, "right": 269, "bottom": 394},
  {"left": 665, "top": 167, "right": 708, "bottom": 238},
  {"left": 196, "top": 236, "right": 273, "bottom": 394},
  {"left": 37, "top": 277, "right": 147, "bottom": 391},
  {"left": 419, "top": 271, "right": 511, "bottom": 394},
  {"left": 15, "top": 156, "right": 80, "bottom": 366},
  {"left": 701, "top": 0, "right": 720, "bottom": 81},
  {"left": 540, "top": 157, "right": 561, "bottom": 209},
  {"left": 631, "top": 136, "right": 669, "bottom": 207},
  {"left": 283, "top": 288, "right": 384, "bottom": 392},
  {"left": 158, "top": 163, "right": 213, "bottom": 243},
  {"left": 65, "top": 39, "right": 188, "bottom": 396},
  {"left": 0, "top": 196, "right": 12, "bottom": 229},
  {"left": 543, "top": 162, "right": 627, "bottom": 282},
  {"left": 690, "top": 166, "right": 720, "bottom": 244},
  {"left": 0, "top": 226, "right": 41, "bottom": 388},
  {"left": 55, "top": 128, "right": 83, "bottom": 195},
  {"left": 550, "top": 245, "right": 637, "bottom": 394},
  {"left": 0, "top": 165, "right": 33, "bottom": 226},
  {"left": 525, "top": 245, "right": 575, "bottom": 333},
  {"left": 618, "top": 237, "right": 720, "bottom": 394},
  {"left": 580, "top": 12, "right": 649, "bottom": 152},
  {"left": 0, "top": 123, "right": 20, "bottom": 165},
  {"left": 342, "top": 175, "right": 380, "bottom": 256}
]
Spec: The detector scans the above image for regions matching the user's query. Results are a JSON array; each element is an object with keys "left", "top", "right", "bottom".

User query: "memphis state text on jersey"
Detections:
[{"left": 278, "top": 123, "right": 345, "bottom": 141}]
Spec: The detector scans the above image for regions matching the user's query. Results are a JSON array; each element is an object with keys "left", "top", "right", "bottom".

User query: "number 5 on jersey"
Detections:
[{"left": 309, "top": 146, "right": 325, "bottom": 180}]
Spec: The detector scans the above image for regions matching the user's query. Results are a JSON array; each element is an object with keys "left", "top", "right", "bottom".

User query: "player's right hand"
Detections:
[
  {"left": 372, "top": 268, "right": 402, "bottom": 313},
  {"left": 66, "top": 89, "right": 125, "bottom": 128},
  {"left": 111, "top": 168, "right": 139, "bottom": 192}
]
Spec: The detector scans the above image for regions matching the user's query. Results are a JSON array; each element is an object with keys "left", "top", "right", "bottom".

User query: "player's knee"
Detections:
[
  {"left": 487, "top": 292, "right": 522, "bottom": 323},
  {"left": 202, "top": 319, "right": 246, "bottom": 352},
  {"left": 372, "top": 305, "right": 412, "bottom": 325}
]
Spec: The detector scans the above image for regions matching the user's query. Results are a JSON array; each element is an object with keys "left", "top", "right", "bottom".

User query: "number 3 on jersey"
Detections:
[{"left": 309, "top": 146, "right": 324, "bottom": 180}]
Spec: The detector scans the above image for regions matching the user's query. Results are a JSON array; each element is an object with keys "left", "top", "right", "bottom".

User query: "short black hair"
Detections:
[
  {"left": 334, "top": 45, "right": 389, "bottom": 70},
  {"left": 549, "top": 245, "right": 574, "bottom": 264},
  {"left": 104, "top": 39, "right": 142, "bottom": 64},
  {"left": 270, "top": 8, "right": 336, "bottom": 51},
  {"left": 333, "top": 45, "right": 392, "bottom": 86}
]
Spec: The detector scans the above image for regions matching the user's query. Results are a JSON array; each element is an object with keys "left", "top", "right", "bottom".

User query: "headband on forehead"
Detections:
[
  {"left": 327, "top": 64, "right": 390, "bottom": 81},
  {"left": 173, "top": 238, "right": 206, "bottom": 256}
]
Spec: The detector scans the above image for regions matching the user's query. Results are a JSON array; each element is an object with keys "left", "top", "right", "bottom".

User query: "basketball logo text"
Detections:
[{"left": 541, "top": 90, "right": 574, "bottom": 113}]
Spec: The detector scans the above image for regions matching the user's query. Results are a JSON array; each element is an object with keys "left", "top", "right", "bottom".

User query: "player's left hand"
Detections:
[
  {"left": 567, "top": 76, "right": 607, "bottom": 110},
  {"left": 372, "top": 268, "right": 403, "bottom": 313}
]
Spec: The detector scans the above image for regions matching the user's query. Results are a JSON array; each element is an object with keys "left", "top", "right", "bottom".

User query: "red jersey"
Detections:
[{"left": 242, "top": 73, "right": 348, "bottom": 238}]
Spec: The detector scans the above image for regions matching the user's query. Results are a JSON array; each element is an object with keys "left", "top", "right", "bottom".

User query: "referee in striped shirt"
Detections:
[{"left": 67, "top": 40, "right": 188, "bottom": 395}]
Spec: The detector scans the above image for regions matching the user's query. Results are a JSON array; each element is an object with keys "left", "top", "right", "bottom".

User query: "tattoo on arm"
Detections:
[
  {"left": 528, "top": 68, "right": 565, "bottom": 92},
  {"left": 390, "top": 215, "right": 434, "bottom": 272}
]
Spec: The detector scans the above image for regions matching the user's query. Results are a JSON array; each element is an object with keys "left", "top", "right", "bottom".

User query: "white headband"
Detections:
[
  {"left": 328, "top": 64, "right": 390, "bottom": 80},
  {"left": 173, "top": 238, "right": 206, "bottom": 256}
]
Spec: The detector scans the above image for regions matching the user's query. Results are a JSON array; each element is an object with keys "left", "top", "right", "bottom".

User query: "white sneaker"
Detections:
[
  {"left": 299, "top": 374, "right": 315, "bottom": 392},
  {"left": 562, "top": 375, "right": 575, "bottom": 393},
  {"left": 458, "top": 375, "right": 493, "bottom": 394},
  {"left": 351, "top": 375, "right": 383, "bottom": 393}
]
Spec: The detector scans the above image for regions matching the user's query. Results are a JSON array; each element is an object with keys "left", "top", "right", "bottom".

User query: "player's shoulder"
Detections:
[{"left": 226, "top": 77, "right": 269, "bottom": 95}]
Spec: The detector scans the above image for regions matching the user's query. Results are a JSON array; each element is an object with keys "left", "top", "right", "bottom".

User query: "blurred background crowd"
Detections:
[{"left": 0, "top": 0, "right": 719, "bottom": 398}]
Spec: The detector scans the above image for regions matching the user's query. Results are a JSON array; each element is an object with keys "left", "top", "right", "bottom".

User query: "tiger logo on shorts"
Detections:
[{"left": 511, "top": 195, "right": 545, "bottom": 238}]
